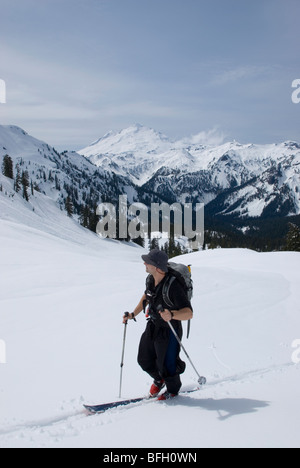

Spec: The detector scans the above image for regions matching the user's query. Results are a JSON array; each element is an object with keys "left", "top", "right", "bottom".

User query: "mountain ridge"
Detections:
[
  {"left": 1, "top": 124, "right": 300, "bottom": 251},
  {"left": 79, "top": 124, "right": 300, "bottom": 218}
]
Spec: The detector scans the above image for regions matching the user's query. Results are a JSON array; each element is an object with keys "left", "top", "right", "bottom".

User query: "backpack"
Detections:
[
  {"left": 162, "top": 262, "right": 193, "bottom": 309},
  {"left": 145, "top": 262, "right": 193, "bottom": 338},
  {"left": 163, "top": 263, "right": 193, "bottom": 338}
]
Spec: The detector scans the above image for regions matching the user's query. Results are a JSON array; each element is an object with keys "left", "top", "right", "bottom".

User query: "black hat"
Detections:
[{"left": 141, "top": 249, "right": 169, "bottom": 273}]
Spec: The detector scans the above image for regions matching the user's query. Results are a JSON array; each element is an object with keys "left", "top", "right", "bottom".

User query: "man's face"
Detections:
[{"left": 144, "top": 262, "right": 156, "bottom": 275}]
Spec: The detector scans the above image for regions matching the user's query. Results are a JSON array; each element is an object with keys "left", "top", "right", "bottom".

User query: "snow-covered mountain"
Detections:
[
  {"left": 0, "top": 125, "right": 138, "bottom": 224},
  {"left": 79, "top": 124, "right": 300, "bottom": 218},
  {"left": 79, "top": 124, "right": 174, "bottom": 185},
  {"left": 1, "top": 123, "right": 299, "bottom": 254}
]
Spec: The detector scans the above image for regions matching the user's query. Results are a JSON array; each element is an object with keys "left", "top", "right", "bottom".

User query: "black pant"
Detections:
[{"left": 137, "top": 320, "right": 185, "bottom": 395}]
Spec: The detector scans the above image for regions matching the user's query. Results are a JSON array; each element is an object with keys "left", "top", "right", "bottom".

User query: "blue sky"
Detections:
[{"left": 0, "top": 0, "right": 299, "bottom": 150}]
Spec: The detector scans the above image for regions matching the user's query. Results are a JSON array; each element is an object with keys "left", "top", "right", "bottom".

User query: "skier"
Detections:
[{"left": 123, "top": 249, "right": 193, "bottom": 400}]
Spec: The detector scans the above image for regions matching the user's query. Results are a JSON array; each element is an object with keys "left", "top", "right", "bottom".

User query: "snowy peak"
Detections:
[
  {"left": 79, "top": 124, "right": 218, "bottom": 184},
  {"left": 0, "top": 125, "right": 50, "bottom": 162},
  {"left": 78, "top": 124, "right": 300, "bottom": 216},
  {"left": 1, "top": 124, "right": 300, "bottom": 223},
  {"left": 79, "top": 125, "right": 300, "bottom": 181},
  {"left": 80, "top": 123, "right": 171, "bottom": 158},
  {"left": 79, "top": 124, "right": 181, "bottom": 184}
]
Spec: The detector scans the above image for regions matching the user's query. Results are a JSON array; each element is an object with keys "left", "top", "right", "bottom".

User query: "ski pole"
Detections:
[
  {"left": 119, "top": 313, "right": 129, "bottom": 398},
  {"left": 158, "top": 306, "right": 206, "bottom": 386}
]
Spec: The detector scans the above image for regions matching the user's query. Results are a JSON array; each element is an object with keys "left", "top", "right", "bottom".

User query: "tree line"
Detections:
[
  {"left": 1, "top": 154, "right": 41, "bottom": 201},
  {"left": 2, "top": 154, "right": 300, "bottom": 253}
]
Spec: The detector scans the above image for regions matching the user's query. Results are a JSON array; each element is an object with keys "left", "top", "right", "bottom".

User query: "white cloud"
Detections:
[
  {"left": 190, "top": 128, "right": 226, "bottom": 146},
  {"left": 177, "top": 127, "right": 226, "bottom": 147},
  {"left": 211, "top": 65, "right": 272, "bottom": 85}
]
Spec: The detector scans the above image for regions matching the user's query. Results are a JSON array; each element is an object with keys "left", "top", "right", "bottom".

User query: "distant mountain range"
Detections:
[
  {"left": 79, "top": 124, "right": 300, "bottom": 218},
  {"left": 1, "top": 124, "right": 299, "bottom": 250}
]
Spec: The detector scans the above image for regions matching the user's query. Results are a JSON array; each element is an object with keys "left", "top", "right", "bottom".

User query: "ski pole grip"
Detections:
[
  {"left": 124, "top": 311, "right": 136, "bottom": 322},
  {"left": 123, "top": 311, "right": 129, "bottom": 325}
]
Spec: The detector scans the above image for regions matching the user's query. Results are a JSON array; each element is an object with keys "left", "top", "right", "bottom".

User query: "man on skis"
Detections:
[{"left": 123, "top": 249, "right": 193, "bottom": 400}]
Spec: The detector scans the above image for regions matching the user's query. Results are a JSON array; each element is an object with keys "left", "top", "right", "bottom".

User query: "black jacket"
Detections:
[{"left": 144, "top": 273, "right": 192, "bottom": 327}]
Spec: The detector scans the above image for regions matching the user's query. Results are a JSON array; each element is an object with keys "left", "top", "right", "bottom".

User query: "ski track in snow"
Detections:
[
  {"left": 0, "top": 361, "right": 293, "bottom": 446},
  {"left": 0, "top": 182, "right": 299, "bottom": 447}
]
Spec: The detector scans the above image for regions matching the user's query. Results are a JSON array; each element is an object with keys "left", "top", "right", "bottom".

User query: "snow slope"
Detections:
[
  {"left": 0, "top": 185, "right": 300, "bottom": 448},
  {"left": 0, "top": 229, "right": 300, "bottom": 448}
]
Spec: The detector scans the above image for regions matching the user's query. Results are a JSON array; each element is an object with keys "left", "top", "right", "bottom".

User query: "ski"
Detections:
[
  {"left": 84, "top": 397, "right": 145, "bottom": 414},
  {"left": 83, "top": 385, "right": 204, "bottom": 414}
]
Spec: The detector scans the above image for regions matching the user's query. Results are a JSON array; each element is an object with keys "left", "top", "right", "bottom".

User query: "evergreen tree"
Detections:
[
  {"left": 88, "top": 205, "right": 99, "bottom": 232},
  {"left": 79, "top": 204, "right": 90, "bottom": 228},
  {"left": 133, "top": 236, "right": 145, "bottom": 248},
  {"left": 15, "top": 164, "right": 22, "bottom": 193},
  {"left": 150, "top": 237, "right": 160, "bottom": 250},
  {"left": 55, "top": 174, "right": 61, "bottom": 191},
  {"left": 2, "top": 155, "right": 14, "bottom": 179},
  {"left": 285, "top": 223, "right": 300, "bottom": 252},
  {"left": 21, "top": 170, "right": 30, "bottom": 201},
  {"left": 33, "top": 182, "right": 41, "bottom": 193},
  {"left": 65, "top": 196, "right": 74, "bottom": 217}
]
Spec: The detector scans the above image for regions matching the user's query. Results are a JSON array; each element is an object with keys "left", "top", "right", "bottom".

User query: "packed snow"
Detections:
[{"left": 0, "top": 182, "right": 299, "bottom": 448}]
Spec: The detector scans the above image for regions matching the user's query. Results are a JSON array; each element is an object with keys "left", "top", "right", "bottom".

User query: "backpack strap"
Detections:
[
  {"left": 162, "top": 274, "right": 191, "bottom": 339},
  {"left": 162, "top": 275, "right": 176, "bottom": 309},
  {"left": 186, "top": 319, "right": 191, "bottom": 339}
]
